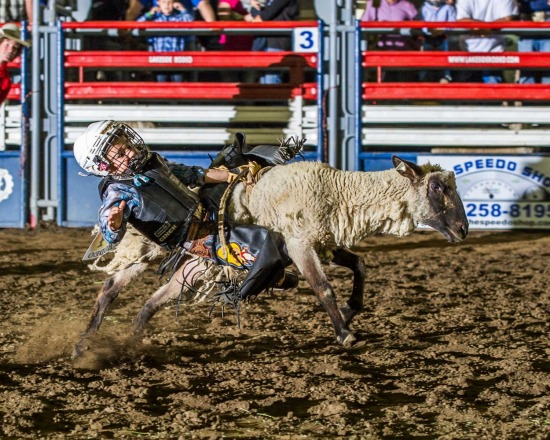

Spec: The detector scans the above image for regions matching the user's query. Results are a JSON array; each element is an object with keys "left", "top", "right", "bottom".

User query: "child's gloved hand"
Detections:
[
  {"left": 226, "top": 161, "right": 261, "bottom": 183},
  {"left": 108, "top": 200, "right": 127, "bottom": 231},
  {"left": 247, "top": 161, "right": 261, "bottom": 176}
]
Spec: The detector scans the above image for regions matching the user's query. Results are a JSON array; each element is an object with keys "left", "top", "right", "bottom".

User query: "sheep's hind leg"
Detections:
[
  {"left": 287, "top": 240, "right": 357, "bottom": 346},
  {"left": 133, "top": 257, "right": 209, "bottom": 335},
  {"left": 72, "top": 263, "right": 148, "bottom": 359},
  {"left": 331, "top": 248, "right": 366, "bottom": 326}
]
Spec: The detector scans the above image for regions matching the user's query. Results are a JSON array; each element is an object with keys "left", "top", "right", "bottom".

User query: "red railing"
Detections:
[
  {"left": 62, "top": 21, "right": 318, "bottom": 102},
  {"left": 64, "top": 50, "right": 317, "bottom": 83},
  {"left": 360, "top": 21, "right": 550, "bottom": 102},
  {"left": 62, "top": 20, "right": 317, "bottom": 30}
]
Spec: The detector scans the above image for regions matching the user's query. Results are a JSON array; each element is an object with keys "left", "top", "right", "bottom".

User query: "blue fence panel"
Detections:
[
  {"left": 0, "top": 153, "right": 26, "bottom": 227},
  {"left": 0, "top": 25, "right": 29, "bottom": 228},
  {"left": 60, "top": 152, "right": 213, "bottom": 227}
]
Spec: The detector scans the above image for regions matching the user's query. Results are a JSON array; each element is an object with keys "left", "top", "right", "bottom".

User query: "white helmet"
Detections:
[{"left": 73, "top": 120, "right": 149, "bottom": 177}]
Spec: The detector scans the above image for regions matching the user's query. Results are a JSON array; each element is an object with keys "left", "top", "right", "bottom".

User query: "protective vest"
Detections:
[{"left": 99, "top": 153, "right": 201, "bottom": 249}]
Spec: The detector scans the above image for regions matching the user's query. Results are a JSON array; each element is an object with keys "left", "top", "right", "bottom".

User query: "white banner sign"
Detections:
[{"left": 417, "top": 155, "right": 550, "bottom": 230}]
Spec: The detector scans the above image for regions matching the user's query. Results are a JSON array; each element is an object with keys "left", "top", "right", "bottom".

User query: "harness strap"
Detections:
[
  {"left": 217, "top": 168, "right": 248, "bottom": 261},
  {"left": 216, "top": 165, "right": 272, "bottom": 261}
]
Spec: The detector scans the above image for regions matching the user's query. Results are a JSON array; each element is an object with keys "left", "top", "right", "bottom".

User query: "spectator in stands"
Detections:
[
  {"left": 126, "top": 0, "right": 215, "bottom": 22},
  {"left": 518, "top": 0, "right": 550, "bottom": 84},
  {"left": 86, "top": 0, "right": 132, "bottom": 81},
  {"left": 455, "top": 0, "right": 518, "bottom": 83},
  {"left": 245, "top": 0, "right": 299, "bottom": 85},
  {"left": 218, "top": 0, "right": 254, "bottom": 51},
  {"left": 127, "top": 0, "right": 216, "bottom": 50},
  {"left": 417, "top": 0, "right": 457, "bottom": 83},
  {"left": 360, "top": 0, "right": 419, "bottom": 82},
  {"left": 0, "top": 23, "right": 30, "bottom": 105},
  {"left": 137, "top": 0, "right": 194, "bottom": 82},
  {"left": 217, "top": 0, "right": 254, "bottom": 82},
  {"left": 0, "top": 0, "right": 32, "bottom": 23}
]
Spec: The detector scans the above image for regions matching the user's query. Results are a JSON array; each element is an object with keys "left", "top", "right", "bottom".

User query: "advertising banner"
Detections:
[{"left": 418, "top": 155, "right": 550, "bottom": 230}]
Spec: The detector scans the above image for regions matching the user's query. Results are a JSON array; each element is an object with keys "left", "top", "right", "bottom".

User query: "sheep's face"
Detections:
[
  {"left": 393, "top": 156, "right": 469, "bottom": 243},
  {"left": 421, "top": 172, "right": 469, "bottom": 242}
]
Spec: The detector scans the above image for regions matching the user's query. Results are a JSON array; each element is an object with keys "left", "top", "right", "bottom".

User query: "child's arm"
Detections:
[
  {"left": 99, "top": 185, "right": 137, "bottom": 244},
  {"left": 137, "top": 6, "right": 161, "bottom": 21}
]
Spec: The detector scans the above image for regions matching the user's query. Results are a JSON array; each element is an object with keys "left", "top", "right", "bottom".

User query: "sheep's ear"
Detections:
[{"left": 392, "top": 156, "right": 423, "bottom": 183}]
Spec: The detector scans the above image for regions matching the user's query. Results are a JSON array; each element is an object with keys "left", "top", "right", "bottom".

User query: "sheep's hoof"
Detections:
[
  {"left": 71, "top": 343, "right": 86, "bottom": 360},
  {"left": 337, "top": 331, "right": 357, "bottom": 347}
]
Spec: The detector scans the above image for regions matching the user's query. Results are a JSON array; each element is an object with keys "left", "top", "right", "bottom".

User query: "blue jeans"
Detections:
[
  {"left": 156, "top": 73, "right": 184, "bottom": 83},
  {"left": 482, "top": 72, "right": 503, "bottom": 84},
  {"left": 419, "top": 38, "right": 451, "bottom": 82},
  {"left": 518, "top": 38, "right": 550, "bottom": 84},
  {"left": 259, "top": 47, "right": 283, "bottom": 85}
]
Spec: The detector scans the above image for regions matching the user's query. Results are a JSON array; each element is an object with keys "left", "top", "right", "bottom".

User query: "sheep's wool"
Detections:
[{"left": 237, "top": 161, "right": 444, "bottom": 250}]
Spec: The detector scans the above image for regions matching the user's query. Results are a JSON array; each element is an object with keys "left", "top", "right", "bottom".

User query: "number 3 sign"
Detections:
[{"left": 292, "top": 27, "right": 319, "bottom": 53}]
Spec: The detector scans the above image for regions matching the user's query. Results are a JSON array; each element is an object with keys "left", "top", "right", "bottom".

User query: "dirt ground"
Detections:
[{"left": 0, "top": 225, "right": 548, "bottom": 439}]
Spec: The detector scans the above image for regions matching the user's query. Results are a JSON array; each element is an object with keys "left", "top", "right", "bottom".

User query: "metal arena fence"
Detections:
[{"left": 1, "top": 19, "right": 550, "bottom": 227}]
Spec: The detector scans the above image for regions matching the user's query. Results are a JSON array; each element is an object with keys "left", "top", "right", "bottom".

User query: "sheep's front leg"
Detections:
[
  {"left": 72, "top": 263, "right": 149, "bottom": 359},
  {"left": 331, "top": 248, "right": 366, "bottom": 326},
  {"left": 286, "top": 239, "right": 357, "bottom": 346}
]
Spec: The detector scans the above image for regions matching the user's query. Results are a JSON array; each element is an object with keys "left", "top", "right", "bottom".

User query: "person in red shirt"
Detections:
[{"left": 0, "top": 23, "right": 30, "bottom": 105}]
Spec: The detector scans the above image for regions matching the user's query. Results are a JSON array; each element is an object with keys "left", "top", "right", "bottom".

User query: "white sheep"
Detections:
[{"left": 74, "top": 156, "right": 468, "bottom": 356}]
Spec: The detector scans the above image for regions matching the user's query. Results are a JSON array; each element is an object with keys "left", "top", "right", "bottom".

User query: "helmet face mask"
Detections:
[{"left": 74, "top": 121, "right": 149, "bottom": 177}]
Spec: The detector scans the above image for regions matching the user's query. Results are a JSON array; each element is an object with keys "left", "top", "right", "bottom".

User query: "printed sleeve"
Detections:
[{"left": 98, "top": 184, "right": 140, "bottom": 244}]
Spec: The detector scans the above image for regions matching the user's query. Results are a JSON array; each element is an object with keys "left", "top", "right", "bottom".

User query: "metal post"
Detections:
[
  {"left": 354, "top": 21, "right": 362, "bottom": 171},
  {"left": 327, "top": 2, "right": 339, "bottom": 168},
  {"left": 29, "top": 0, "right": 42, "bottom": 227},
  {"left": 313, "top": 0, "right": 340, "bottom": 167},
  {"left": 340, "top": 0, "right": 357, "bottom": 171},
  {"left": 56, "top": 21, "right": 64, "bottom": 225},
  {"left": 316, "top": 20, "right": 324, "bottom": 162},
  {"left": 20, "top": 23, "right": 30, "bottom": 227}
]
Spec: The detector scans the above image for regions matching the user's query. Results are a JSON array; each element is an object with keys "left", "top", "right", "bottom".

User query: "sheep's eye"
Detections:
[{"left": 430, "top": 182, "right": 443, "bottom": 193}]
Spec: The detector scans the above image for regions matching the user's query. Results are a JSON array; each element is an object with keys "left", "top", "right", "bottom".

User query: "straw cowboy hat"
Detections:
[{"left": 0, "top": 23, "right": 31, "bottom": 47}]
